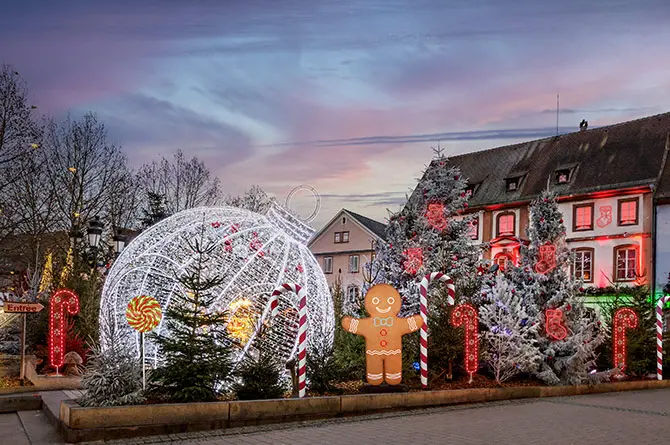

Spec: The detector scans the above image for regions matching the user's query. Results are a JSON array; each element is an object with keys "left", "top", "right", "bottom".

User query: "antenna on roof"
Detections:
[{"left": 556, "top": 93, "right": 559, "bottom": 136}]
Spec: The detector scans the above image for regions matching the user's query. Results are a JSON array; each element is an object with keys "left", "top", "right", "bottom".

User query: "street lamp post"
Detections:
[{"left": 112, "top": 229, "right": 127, "bottom": 256}]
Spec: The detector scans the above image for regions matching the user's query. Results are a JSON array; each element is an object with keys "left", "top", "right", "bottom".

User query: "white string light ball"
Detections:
[{"left": 99, "top": 202, "right": 334, "bottom": 366}]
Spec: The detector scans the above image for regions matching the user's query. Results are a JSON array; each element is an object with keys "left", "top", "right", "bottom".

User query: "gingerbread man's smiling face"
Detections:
[{"left": 365, "top": 284, "right": 402, "bottom": 317}]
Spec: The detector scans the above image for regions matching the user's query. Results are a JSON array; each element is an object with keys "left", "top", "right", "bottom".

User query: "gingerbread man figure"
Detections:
[{"left": 341, "top": 284, "right": 423, "bottom": 385}]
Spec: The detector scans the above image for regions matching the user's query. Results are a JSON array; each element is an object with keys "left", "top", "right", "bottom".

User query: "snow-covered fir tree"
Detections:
[
  {"left": 507, "top": 190, "right": 604, "bottom": 385},
  {"left": 78, "top": 326, "right": 144, "bottom": 407},
  {"left": 374, "top": 146, "right": 482, "bottom": 313},
  {"left": 479, "top": 273, "right": 541, "bottom": 383},
  {"left": 372, "top": 147, "right": 484, "bottom": 380}
]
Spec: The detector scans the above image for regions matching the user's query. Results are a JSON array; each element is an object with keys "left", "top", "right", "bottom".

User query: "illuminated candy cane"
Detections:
[
  {"left": 613, "top": 307, "right": 638, "bottom": 371},
  {"left": 657, "top": 296, "right": 670, "bottom": 380},
  {"left": 49, "top": 289, "right": 80, "bottom": 375},
  {"left": 270, "top": 283, "right": 307, "bottom": 397},
  {"left": 450, "top": 303, "right": 479, "bottom": 383},
  {"left": 419, "top": 272, "right": 455, "bottom": 388}
]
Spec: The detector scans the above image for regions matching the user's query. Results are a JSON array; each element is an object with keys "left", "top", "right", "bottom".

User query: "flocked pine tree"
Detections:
[
  {"left": 373, "top": 146, "right": 484, "bottom": 380},
  {"left": 148, "top": 224, "right": 233, "bottom": 402},
  {"left": 77, "top": 326, "right": 144, "bottom": 407},
  {"left": 507, "top": 190, "right": 604, "bottom": 385},
  {"left": 479, "top": 273, "right": 541, "bottom": 383}
]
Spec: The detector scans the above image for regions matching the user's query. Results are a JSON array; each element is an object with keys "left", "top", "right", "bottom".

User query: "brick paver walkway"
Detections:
[{"left": 104, "top": 389, "right": 670, "bottom": 445}]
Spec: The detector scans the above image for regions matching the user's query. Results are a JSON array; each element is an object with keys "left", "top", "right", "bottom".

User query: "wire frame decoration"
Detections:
[{"left": 99, "top": 201, "right": 334, "bottom": 367}]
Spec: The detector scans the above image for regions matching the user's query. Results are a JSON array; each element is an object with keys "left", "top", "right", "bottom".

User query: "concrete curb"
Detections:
[
  {"left": 0, "top": 392, "right": 42, "bottom": 413},
  {"left": 55, "top": 380, "right": 670, "bottom": 443}
]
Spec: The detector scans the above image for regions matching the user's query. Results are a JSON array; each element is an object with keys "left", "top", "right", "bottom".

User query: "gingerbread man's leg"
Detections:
[
  {"left": 365, "top": 355, "right": 384, "bottom": 385},
  {"left": 383, "top": 355, "right": 403, "bottom": 385}
]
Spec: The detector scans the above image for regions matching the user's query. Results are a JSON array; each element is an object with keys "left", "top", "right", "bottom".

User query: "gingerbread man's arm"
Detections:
[
  {"left": 398, "top": 314, "right": 424, "bottom": 335},
  {"left": 341, "top": 316, "right": 372, "bottom": 336}
]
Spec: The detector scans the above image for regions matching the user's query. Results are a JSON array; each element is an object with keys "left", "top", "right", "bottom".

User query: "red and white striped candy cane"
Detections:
[
  {"left": 419, "top": 272, "right": 455, "bottom": 388},
  {"left": 270, "top": 283, "right": 308, "bottom": 397},
  {"left": 657, "top": 295, "right": 670, "bottom": 380}
]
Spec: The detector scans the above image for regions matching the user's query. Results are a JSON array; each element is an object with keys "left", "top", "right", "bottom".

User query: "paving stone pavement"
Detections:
[{"left": 98, "top": 389, "right": 670, "bottom": 445}]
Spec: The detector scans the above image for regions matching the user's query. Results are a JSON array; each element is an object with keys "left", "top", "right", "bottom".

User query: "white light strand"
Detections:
[{"left": 99, "top": 204, "right": 334, "bottom": 366}]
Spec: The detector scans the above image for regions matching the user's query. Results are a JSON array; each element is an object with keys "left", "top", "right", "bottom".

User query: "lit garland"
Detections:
[
  {"left": 613, "top": 307, "right": 638, "bottom": 371},
  {"left": 49, "top": 289, "right": 79, "bottom": 374},
  {"left": 545, "top": 309, "right": 568, "bottom": 341},
  {"left": 39, "top": 252, "right": 54, "bottom": 294},
  {"left": 60, "top": 247, "right": 73, "bottom": 284},
  {"left": 99, "top": 203, "right": 334, "bottom": 366},
  {"left": 450, "top": 303, "right": 479, "bottom": 380}
]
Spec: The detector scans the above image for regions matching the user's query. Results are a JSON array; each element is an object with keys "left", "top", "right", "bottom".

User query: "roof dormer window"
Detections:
[
  {"left": 553, "top": 163, "right": 578, "bottom": 185},
  {"left": 505, "top": 177, "right": 521, "bottom": 192},
  {"left": 465, "top": 183, "right": 480, "bottom": 197},
  {"left": 555, "top": 169, "right": 571, "bottom": 184}
]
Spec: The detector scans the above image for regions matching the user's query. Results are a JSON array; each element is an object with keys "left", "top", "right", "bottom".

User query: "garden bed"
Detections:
[{"left": 56, "top": 379, "right": 670, "bottom": 443}]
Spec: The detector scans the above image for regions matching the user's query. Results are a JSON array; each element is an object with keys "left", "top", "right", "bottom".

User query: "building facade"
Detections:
[
  {"left": 308, "top": 209, "right": 386, "bottom": 301},
  {"left": 411, "top": 112, "right": 670, "bottom": 292}
]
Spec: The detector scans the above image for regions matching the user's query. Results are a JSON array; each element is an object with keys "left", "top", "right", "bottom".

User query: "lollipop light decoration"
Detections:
[{"left": 126, "top": 295, "right": 163, "bottom": 389}]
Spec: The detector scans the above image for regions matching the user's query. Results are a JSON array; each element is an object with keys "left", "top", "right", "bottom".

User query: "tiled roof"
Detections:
[
  {"left": 346, "top": 210, "right": 387, "bottom": 240},
  {"left": 411, "top": 112, "right": 670, "bottom": 208}
]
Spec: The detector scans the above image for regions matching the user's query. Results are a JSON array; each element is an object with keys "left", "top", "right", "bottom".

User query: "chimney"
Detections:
[{"left": 579, "top": 119, "right": 588, "bottom": 131}]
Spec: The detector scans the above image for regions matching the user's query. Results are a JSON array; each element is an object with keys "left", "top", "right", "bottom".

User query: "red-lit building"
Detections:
[{"left": 411, "top": 112, "right": 670, "bottom": 291}]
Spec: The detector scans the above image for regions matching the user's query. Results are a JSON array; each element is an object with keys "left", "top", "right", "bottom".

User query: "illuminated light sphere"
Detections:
[{"left": 99, "top": 201, "right": 334, "bottom": 366}]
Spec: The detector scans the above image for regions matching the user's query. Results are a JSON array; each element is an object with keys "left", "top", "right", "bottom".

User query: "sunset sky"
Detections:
[{"left": 1, "top": 0, "right": 669, "bottom": 228}]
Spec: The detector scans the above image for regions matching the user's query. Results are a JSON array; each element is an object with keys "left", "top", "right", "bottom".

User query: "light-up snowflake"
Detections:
[{"left": 99, "top": 201, "right": 334, "bottom": 366}]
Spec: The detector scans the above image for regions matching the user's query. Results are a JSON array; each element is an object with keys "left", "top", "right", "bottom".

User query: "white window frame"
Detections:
[
  {"left": 349, "top": 254, "right": 359, "bottom": 273},
  {"left": 323, "top": 256, "right": 333, "bottom": 274}
]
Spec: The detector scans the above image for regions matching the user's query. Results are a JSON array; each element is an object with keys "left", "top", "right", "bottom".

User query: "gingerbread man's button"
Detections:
[
  {"left": 380, "top": 340, "right": 388, "bottom": 347},
  {"left": 380, "top": 329, "right": 388, "bottom": 336}
]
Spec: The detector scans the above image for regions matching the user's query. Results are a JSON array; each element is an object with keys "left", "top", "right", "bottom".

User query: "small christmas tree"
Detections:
[
  {"left": 149, "top": 225, "right": 233, "bottom": 402},
  {"left": 508, "top": 190, "right": 604, "bottom": 385},
  {"left": 480, "top": 273, "right": 541, "bottom": 383},
  {"left": 232, "top": 324, "right": 287, "bottom": 400},
  {"left": 78, "top": 327, "right": 144, "bottom": 407},
  {"left": 331, "top": 278, "right": 365, "bottom": 381},
  {"left": 140, "top": 191, "right": 169, "bottom": 229}
]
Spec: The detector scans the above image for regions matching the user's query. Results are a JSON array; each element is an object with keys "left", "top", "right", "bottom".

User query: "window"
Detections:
[
  {"left": 347, "top": 285, "right": 360, "bottom": 301},
  {"left": 573, "top": 248, "right": 594, "bottom": 282},
  {"left": 348, "top": 254, "right": 359, "bottom": 273},
  {"left": 614, "top": 245, "right": 638, "bottom": 281},
  {"left": 323, "top": 256, "right": 333, "bottom": 274},
  {"left": 465, "top": 183, "right": 480, "bottom": 197},
  {"left": 555, "top": 169, "right": 572, "bottom": 184},
  {"left": 496, "top": 212, "right": 515, "bottom": 236},
  {"left": 334, "top": 231, "right": 350, "bottom": 243},
  {"left": 618, "top": 198, "right": 638, "bottom": 226},
  {"left": 468, "top": 217, "right": 479, "bottom": 240},
  {"left": 505, "top": 178, "right": 520, "bottom": 191},
  {"left": 573, "top": 203, "right": 594, "bottom": 231}
]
